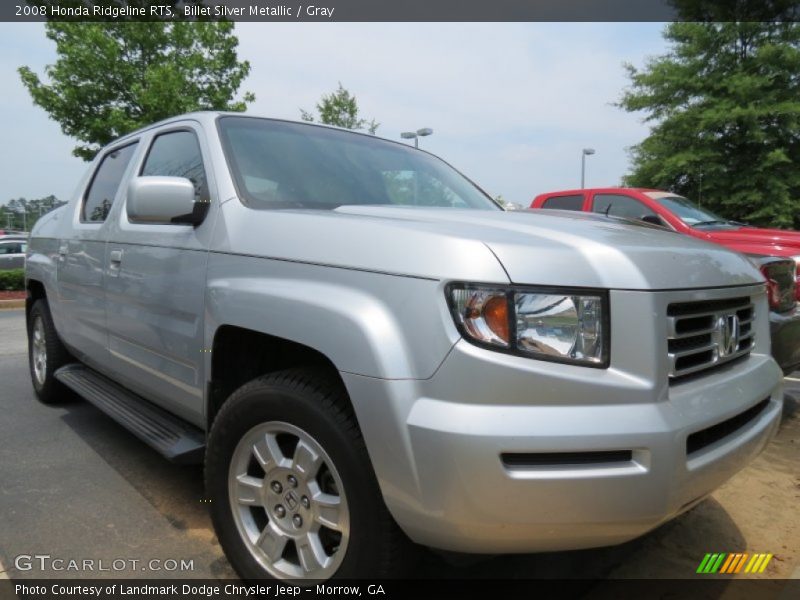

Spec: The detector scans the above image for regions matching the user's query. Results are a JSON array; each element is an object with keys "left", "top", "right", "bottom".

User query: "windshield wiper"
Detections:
[{"left": 692, "top": 220, "right": 728, "bottom": 227}]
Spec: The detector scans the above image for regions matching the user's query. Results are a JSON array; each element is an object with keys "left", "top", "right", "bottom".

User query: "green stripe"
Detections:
[
  {"left": 704, "top": 553, "right": 719, "bottom": 573},
  {"left": 697, "top": 554, "right": 713, "bottom": 573},
  {"left": 710, "top": 553, "right": 727, "bottom": 573}
]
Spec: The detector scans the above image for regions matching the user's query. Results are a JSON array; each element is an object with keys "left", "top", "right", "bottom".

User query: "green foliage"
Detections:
[
  {"left": 301, "top": 83, "right": 379, "bottom": 134},
  {"left": 1, "top": 196, "right": 66, "bottom": 232},
  {"left": 619, "top": 20, "right": 800, "bottom": 228},
  {"left": 0, "top": 270, "right": 25, "bottom": 291},
  {"left": 19, "top": 19, "right": 253, "bottom": 160}
]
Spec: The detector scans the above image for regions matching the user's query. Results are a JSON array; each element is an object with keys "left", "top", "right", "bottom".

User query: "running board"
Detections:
[{"left": 55, "top": 364, "right": 205, "bottom": 464}]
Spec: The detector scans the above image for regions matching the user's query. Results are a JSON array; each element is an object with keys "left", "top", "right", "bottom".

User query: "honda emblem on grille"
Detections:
[{"left": 716, "top": 313, "right": 740, "bottom": 358}]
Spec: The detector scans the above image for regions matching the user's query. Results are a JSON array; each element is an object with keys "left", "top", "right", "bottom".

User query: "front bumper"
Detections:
[
  {"left": 770, "top": 304, "right": 800, "bottom": 375},
  {"left": 342, "top": 286, "right": 783, "bottom": 554}
]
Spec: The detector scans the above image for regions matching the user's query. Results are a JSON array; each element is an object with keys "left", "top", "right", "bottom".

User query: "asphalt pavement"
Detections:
[
  {"left": 0, "top": 309, "right": 26, "bottom": 358},
  {"left": 0, "top": 308, "right": 798, "bottom": 581},
  {"left": 0, "top": 309, "right": 233, "bottom": 579}
]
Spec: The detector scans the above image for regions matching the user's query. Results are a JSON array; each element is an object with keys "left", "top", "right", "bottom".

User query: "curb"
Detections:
[{"left": 0, "top": 299, "right": 25, "bottom": 310}]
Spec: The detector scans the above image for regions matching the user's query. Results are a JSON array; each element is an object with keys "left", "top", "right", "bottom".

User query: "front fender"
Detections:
[{"left": 204, "top": 252, "right": 460, "bottom": 380}]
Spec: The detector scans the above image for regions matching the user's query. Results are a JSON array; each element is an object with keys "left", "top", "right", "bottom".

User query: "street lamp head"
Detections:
[
  {"left": 400, "top": 132, "right": 417, "bottom": 139},
  {"left": 416, "top": 128, "right": 433, "bottom": 137},
  {"left": 582, "top": 148, "right": 596, "bottom": 156}
]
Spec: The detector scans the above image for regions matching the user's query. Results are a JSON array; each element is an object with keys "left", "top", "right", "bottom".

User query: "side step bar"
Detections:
[{"left": 55, "top": 363, "right": 205, "bottom": 464}]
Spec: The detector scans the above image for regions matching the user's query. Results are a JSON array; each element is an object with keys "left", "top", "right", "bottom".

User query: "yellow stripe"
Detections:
[
  {"left": 720, "top": 554, "right": 736, "bottom": 574},
  {"left": 751, "top": 554, "right": 766, "bottom": 573},
  {"left": 734, "top": 553, "right": 749, "bottom": 573},
  {"left": 745, "top": 554, "right": 759, "bottom": 573},
  {"left": 758, "top": 554, "right": 773, "bottom": 573}
]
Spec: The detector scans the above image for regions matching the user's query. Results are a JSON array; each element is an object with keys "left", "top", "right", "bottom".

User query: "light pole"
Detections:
[
  {"left": 400, "top": 127, "right": 433, "bottom": 149},
  {"left": 581, "top": 148, "right": 595, "bottom": 188},
  {"left": 698, "top": 173, "right": 703, "bottom": 206}
]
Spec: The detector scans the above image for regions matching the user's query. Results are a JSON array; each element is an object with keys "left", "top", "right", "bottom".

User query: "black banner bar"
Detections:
[
  {"left": 2, "top": 579, "right": 800, "bottom": 600},
  {"left": 4, "top": 0, "right": 800, "bottom": 23}
]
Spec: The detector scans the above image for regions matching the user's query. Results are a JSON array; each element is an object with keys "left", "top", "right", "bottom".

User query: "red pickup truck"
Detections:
[{"left": 531, "top": 187, "right": 800, "bottom": 374}]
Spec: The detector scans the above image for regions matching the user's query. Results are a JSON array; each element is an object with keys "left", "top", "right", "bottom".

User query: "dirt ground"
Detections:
[{"left": 608, "top": 396, "right": 800, "bottom": 579}]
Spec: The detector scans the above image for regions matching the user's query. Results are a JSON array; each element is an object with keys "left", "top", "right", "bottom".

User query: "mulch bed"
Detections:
[{"left": 0, "top": 291, "right": 25, "bottom": 300}]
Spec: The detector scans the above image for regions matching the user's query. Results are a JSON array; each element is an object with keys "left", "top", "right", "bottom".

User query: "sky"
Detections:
[{"left": 0, "top": 22, "right": 668, "bottom": 207}]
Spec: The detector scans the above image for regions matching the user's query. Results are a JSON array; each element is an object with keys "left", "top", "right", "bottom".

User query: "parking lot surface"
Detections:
[{"left": 0, "top": 308, "right": 798, "bottom": 580}]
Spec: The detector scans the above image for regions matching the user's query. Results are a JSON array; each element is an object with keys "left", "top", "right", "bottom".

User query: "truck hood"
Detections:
[
  {"left": 326, "top": 206, "right": 763, "bottom": 289},
  {"left": 219, "top": 204, "right": 764, "bottom": 289},
  {"left": 703, "top": 226, "right": 800, "bottom": 257}
]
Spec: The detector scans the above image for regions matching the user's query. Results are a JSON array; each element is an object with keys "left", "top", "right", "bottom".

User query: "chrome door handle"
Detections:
[{"left": 109, "top": 249, "right": 123, "bottom": 264}]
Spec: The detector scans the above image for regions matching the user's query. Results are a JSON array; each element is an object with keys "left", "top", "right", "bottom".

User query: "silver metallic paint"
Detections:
[
  {"left": 25, "top": 112, "right": 783, "bottom": 554},
  {"left": 126, "top": 176, "right": 197, "bottom": 223}
]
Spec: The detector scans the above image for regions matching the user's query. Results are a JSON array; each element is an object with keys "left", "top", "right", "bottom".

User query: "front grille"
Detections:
[{"left": 667, "top": 296, "right": 754, "bottom": 379}]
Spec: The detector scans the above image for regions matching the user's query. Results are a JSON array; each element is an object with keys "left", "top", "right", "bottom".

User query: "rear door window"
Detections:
[{"left": 542, "top": 194, "right": 584, "bottom": 211}]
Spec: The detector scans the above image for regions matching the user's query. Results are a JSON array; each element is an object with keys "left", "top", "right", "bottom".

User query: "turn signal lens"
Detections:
[
  {"left": 765, "top": 277, "right": 781, "bottom": 309},
  {"left": 483, "top": 295, "right": 510, "bottom": 343},
  {"left": 449, "top": 287, "right": 510, "bottom": 347}
]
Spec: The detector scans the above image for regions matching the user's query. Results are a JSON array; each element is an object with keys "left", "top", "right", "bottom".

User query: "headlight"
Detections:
[{"left": 447, "top": 283, "right": 609, "bottom": 367}]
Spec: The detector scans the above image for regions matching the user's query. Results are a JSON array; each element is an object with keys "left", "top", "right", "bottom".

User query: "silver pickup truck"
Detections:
[{"left": 26, "top": 112, "right": 782, "bottom": 581}]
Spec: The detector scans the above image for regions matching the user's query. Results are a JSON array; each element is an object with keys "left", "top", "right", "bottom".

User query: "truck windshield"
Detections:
[
  {"left": 647, "top": 194, "right": 734, "bottom": 228},
  {"left": 218, "top": 116, "right": 500, "bottom": 211}
]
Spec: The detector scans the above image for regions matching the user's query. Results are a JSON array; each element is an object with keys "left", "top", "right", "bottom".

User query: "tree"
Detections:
[
  {"left": 1, "top": 195, "right": 66, "bottom": 231},
  {"left": 618, "top": 19, "right": 800, "bottom": 228},
  {"left": 300, "top": 83, "right": 379, "bottom": 134},
  {"left": 19, "top": 19, "right": 254, "bottom": 160}
]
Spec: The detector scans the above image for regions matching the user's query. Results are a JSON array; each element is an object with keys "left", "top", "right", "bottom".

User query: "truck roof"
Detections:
[
  {"left": 535, "top": 187, "right": 663, "bottom": 197},
  {"left": 111, "top": 111, "right": 402, "bottom": 149}
]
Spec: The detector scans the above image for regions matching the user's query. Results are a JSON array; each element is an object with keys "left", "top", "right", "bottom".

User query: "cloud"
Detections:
[{"left": 0, "top": 22, "right": 667, "bottom": 205}]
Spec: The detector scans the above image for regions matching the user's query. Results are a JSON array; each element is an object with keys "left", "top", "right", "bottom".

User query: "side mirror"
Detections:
[
  {"left": 640, "top": 214, "right": 666, "bottom": 227},
  {"left": 127, "top": 176, "right": 208, "bottom": 225}
]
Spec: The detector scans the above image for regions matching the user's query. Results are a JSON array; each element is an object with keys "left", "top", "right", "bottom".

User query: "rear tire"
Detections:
[
  {"left": 205, "top": 369, "right": 414, "bottom": 581},
  {"left": 28, "top": 299, "right": 73, "bottom": 404}
]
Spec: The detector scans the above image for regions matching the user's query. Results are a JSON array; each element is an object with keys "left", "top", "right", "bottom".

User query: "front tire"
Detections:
[
  {"left": 205, "top": 369, "right": 411, "bottom": 581},
  {"left": 28, "top": 299, "right": 73, "bottom": 404}
]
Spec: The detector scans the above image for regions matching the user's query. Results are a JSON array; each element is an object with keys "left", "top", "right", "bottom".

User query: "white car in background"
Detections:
[{"left": 0, "top": 238, "right": 27, "bottom": 270}]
